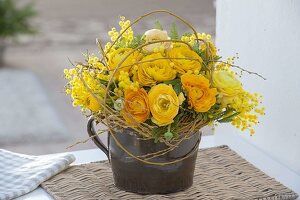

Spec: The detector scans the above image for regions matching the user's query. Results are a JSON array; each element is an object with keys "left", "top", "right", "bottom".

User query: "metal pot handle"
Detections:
[{"left": 87, "top": 117, "right": 109, "bottom": 159}]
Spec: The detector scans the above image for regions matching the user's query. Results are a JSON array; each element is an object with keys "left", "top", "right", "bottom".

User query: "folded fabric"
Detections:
[{"left": 0, "top": 149, "right": 75, "bottom": 200}]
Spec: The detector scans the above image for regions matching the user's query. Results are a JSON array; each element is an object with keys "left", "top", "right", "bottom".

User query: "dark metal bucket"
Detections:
[{"left": 87, "top": 117, "right": 200, "bottom": 194}]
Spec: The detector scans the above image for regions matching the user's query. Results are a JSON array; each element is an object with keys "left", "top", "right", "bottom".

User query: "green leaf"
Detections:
[
  {"left": 163, "top": 79, "right": 181, "bottom": 85},
  {"left": 152, "top": 126, "right": 167, "bottom": 143},
  {"left": 201, "top": 113, "right": 208, "bottom": 121},
  {"left": 173, "top": 84, "right": 182, "bottom": 95},
  {"left": 98, "top": 79, "right": 108, "bottom": 85},
  {"left": 154, "top": 20, "right": 163, "bottom": 30},
  {"left": 128, "top": 34, "right": 145, "bottom": 48},
  {"left": 218, "top": 112, "right": 240, "bottom": 123},
  {"left": 183, "top": 31, "right": 192, "bottom": 37},
  {"left": 192, "top": 42, "right": 201, "bottom": 54},
  {"left": 213, "top": 55, "right": 222, "bottom": 61},
  {"left": 171, "top": 112, "right": 184, "bottom": 130},
  {"left": 213, "top": 107, "right": 234, "bottom": 120},
  {"left": 218, "top": 118, "right": 234, "bottom": 123},
  {"left": 170, "top": 22, "right": 179, "bottom": 40},
  {"left": 152, "top": 128, "right": 160, "bottom": 143},
  {"left": 164, "top": 79, "right": 182, "bottom": 95}
]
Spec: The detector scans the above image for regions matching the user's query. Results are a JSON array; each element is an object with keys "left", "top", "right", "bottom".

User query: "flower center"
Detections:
[
  {"left": 131, "top": 98, "right": 146, "bottom": 113},
  {"left": 158, "top": 95, "right": 171, "bottom": 111},
  {"left": 191, "top": 87, "right": 204, "bottom": 100}
]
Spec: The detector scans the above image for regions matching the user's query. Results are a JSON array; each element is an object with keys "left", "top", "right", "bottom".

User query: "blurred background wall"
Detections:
[
  {"left": 1, "top": 0, "right": 215, "bottom": 154},
  {"left": 216, "top": 0, "right": 300, "bottom": 174}
]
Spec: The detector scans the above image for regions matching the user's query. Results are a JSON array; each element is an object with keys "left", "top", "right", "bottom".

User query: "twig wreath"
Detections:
[{"left": 64, "top": 10, "right": 265, "bottom": 165}]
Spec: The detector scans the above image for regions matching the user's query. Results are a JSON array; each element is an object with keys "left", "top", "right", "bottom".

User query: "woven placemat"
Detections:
[{"left": 41, "top": 145, "right": 298, "bottom": 200}]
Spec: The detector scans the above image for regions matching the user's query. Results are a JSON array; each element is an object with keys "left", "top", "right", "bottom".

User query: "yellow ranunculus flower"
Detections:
[
  {"left": 181, "top": 74, "right": 217, "bottom": 112},
  {"left": 135, "top": 53, "right": 177, "bottom": 86},
  {"left": 85, "top": 94, "right": 101, "bottom": 112},
  {"left": 121, "top": 88, "right": 150, "bottom": 124},
  {"left": 212, "top": 70, "right": 243, "bottom": 97},
  {"left": 167, "top": 45, "right": 203, "bottom": 74},
  {"left": 148, "top": 84, "right": 179, "bottom": 126},
  {"left": 108, "top": 48, "right": 142, "bottom": 77}
]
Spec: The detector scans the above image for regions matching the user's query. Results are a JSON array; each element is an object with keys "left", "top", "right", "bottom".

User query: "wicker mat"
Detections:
[{"left": 41, "top": 145, "right": 298, "bottom": 200}]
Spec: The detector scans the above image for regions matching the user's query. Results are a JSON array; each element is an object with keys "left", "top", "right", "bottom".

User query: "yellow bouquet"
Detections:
[{"left": 64, "top": 11, "right": 265, "bottom": 144}]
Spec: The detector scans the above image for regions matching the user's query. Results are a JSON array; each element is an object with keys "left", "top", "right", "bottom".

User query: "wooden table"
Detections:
[{"left": 16, "top": 132, "right": 300, "bottom": 200}]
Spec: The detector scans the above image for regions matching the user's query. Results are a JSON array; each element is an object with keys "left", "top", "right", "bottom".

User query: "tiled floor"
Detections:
[{"left": 2, "top": 0, "right": 215, "bottom": 154}]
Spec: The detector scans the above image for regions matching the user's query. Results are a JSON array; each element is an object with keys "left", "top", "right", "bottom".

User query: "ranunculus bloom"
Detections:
[
  {"left": 167, "top": 45, "right": 203, "bottom": 74},
  {"left": 85, "top": 94, "right": 101, "bottom": 112},
  {"left": 135, "top": 53, "right": 177, "bottom": 86},
  {"left": 148, "top": 84, "right": 179, "bottom": 126},
  {"left": 181, "top": 74, "right": 217, "bottom": 112},
  {"left": 121, "top": 88, "right": 150, "bottom": 124},
  {"left": 143, "top": 29, "right": 172, "bottom": 53},
  {"left": 108, "top": 48, "right": 142, "bottom": 77},
  {"left": 212, "top": 70, "right": 243, "bottom": 97}
]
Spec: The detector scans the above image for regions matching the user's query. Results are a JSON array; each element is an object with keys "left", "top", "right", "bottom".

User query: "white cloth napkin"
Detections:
[{"left": 0, "top": 149, "right": 75, "bottom": 200}]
